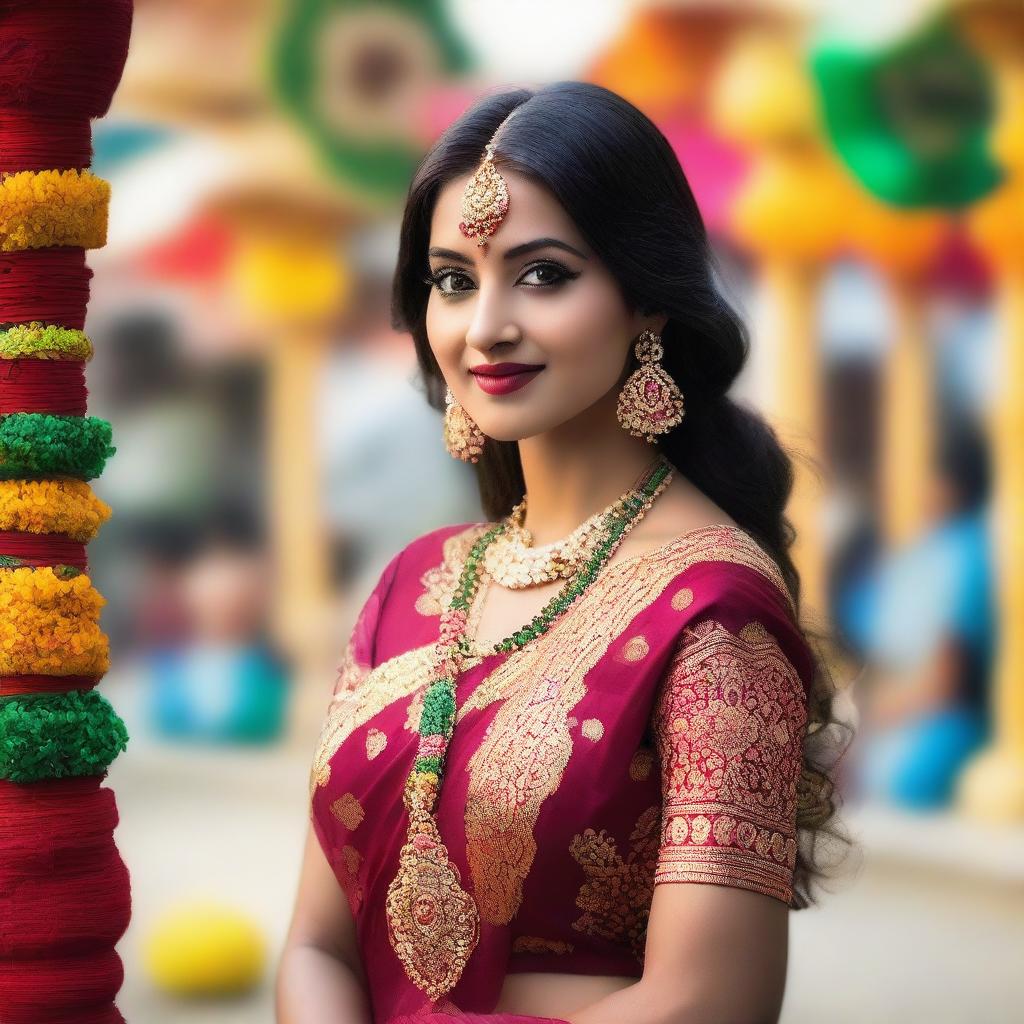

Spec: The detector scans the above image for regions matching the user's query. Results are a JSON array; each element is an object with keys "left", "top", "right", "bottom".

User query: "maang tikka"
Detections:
[{"left": 458, "top": 107, "right": 520, "bottom": 249}]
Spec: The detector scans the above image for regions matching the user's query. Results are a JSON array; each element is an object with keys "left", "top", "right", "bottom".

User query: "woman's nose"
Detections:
[{"left": 463, "top": 281, "right": 517, "bottom": 353}]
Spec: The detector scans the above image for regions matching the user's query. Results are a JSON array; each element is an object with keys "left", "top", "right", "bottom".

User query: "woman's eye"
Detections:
[
  {"left": 430, "top": 269, "right": 473, "bottom": 295},
  {"left": 519, "top": 262, "right": 571, "bottom": 287}
]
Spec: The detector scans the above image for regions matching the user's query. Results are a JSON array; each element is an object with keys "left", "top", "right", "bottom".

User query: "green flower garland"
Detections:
[
  {"left": 0, "top": 689, "right": 128, "bottom": 783},
  {"left": 0, "top": 413, "right": 115, "bottom": 480},
  {"left": 0, "top": 322, "right": 94, "bottom": 361}
]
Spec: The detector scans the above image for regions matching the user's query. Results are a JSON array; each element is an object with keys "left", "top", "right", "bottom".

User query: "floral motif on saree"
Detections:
[{"left": 568, "top": 803, "right": 660, "bottom": 962}]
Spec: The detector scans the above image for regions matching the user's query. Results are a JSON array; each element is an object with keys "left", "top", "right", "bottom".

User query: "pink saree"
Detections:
[{"left": 308, "top": 521, "right": 812, "bottom": 1024}]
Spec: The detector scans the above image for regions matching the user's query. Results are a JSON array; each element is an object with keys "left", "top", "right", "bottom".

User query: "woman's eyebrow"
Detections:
[{"left": 427, "top": 237, "right": 590, "bottom": 264}]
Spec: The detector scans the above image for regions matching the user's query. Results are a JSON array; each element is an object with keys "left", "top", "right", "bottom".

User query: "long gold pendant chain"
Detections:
[{"left": 384, "top": 456, "right": 674, "bottom": 1001}]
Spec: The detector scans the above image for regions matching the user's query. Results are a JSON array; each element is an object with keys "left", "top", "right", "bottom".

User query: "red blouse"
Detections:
[{"left": 308, "top": 521, "right": 813, "bottom": 1022}]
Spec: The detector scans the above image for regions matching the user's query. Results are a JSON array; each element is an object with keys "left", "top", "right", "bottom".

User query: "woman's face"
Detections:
[{"left": 425, "top": 167, "right": 660, "bottom": 443}]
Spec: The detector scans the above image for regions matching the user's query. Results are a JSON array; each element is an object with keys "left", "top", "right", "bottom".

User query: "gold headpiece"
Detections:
[{"left": 458, "top": 109, "right": 520, "bottom": 249}]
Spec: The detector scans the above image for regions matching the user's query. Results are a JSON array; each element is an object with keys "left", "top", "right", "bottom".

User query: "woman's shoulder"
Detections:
[
  {"left": 622, "top": 523, "right": 793, "bottom": 615},
  {"left": 650, "top": 525, "right": 814, "bottom": 690}
]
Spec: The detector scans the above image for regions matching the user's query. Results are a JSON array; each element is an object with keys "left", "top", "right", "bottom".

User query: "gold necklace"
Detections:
[{"left": 482, "top": 456, "right": 664, "bottom": 589}]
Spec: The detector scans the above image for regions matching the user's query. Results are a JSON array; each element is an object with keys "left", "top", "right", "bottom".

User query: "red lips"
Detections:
[{"left": 469, "top": 362, "right": 545, "bottom": 396}]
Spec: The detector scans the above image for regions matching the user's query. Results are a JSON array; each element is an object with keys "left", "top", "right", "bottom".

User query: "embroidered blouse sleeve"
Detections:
[{"left": 650, "top": 589, "right": 809, "bottom": 905}]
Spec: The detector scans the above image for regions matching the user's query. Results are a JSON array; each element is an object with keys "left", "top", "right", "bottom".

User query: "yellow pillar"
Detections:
[
  {"left": 711, "top": 25, "right": 848, "bottom": 626},
  {"left": 879, "top": 279, "right": 933, "bottom": 546},
  {"left": 757, "top": 256, "right": 828, "bottom": 624},
  {"left": 956, "top": 12, "right": 1024, "bottom": 817},
  {"left": 227, "top": 228, "right": 351, "bottom": 739}
]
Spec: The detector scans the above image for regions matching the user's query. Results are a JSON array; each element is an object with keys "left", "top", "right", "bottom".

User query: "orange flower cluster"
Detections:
[
  {"left": 0, "top": 566, "right": 109, "bottom": 676},
  {"left": 0, "top": 168, "right": 109, "bottom": 251},
  {"left": 0, "top": 479, "right": 112, "bottom": 542}
]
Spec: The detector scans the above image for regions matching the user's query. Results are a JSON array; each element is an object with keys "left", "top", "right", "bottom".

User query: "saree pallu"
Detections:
[{"left": 309, "top": 522, "right": 813, "bottom": 1023}]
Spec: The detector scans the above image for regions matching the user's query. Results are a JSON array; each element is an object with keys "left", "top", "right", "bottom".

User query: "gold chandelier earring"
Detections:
[
  {"left": 616, "top": 328, "right": 685, "bottom": 444},
  {"left": 443, "top": 385, "right": 486, "bottom": 463}
]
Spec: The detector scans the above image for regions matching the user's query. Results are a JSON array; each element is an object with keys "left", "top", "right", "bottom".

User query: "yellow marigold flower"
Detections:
[
  {"left": 0, "top": 566, "right": 108, "bottom": 675},
  {"left": 0, "top": 479, "right": 111, "bottom": 542},
  {"left": 0, "top": 168, "right": 109, "bottom": 252}
]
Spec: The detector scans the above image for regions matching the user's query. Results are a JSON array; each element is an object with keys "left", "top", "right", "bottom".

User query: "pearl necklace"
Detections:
[{"left": 482, "top": 456, "right": 666, "bottom": 589}]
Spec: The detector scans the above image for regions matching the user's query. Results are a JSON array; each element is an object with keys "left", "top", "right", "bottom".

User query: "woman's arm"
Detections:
[
  {"left": 563, "top": 883, "right": 788, "bottom": 1024},
  {"left": 556, "top": 600, "right": 808, "bottom": 1024},
  {"left": 275, "top": 823, "right": 373, "bottom": 1024}
]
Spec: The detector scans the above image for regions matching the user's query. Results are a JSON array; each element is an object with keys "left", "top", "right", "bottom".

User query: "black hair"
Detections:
[{"left": 391, "top": 81, "right": 853, "bottom": 907}]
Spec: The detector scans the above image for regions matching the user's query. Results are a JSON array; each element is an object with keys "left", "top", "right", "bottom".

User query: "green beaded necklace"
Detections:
[{"left": 384, "top": 454, "right": 674, "bottom": 1001}]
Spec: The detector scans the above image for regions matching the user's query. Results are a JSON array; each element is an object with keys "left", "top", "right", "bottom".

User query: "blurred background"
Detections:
[{"left": 87, "top": 0, "right": 1024, "bottom": 1020}]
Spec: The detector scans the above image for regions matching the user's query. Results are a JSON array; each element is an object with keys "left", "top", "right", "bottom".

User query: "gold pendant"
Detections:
[{"left": 385, "top": 807, "right": 480, "bottom": 1000}]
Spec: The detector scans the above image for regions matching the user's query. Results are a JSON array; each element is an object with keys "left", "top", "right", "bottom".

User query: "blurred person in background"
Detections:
[
  {"left": 278, "top": 82, "right": 852, "bottom": 1024},
  {"left": 851, "top": 416, "right": 995, "bottom": 810},
  {"left": 144, "top": 503, "right": 290, "bottom": 744}
]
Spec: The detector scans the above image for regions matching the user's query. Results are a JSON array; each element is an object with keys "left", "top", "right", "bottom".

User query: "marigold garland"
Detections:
[
  {"left": 0, "top": 479, "right": 111, "bottom": 542},
  {"left": 0, "top": 412, "right": 114, "bottom": 480},
  {"left": 0, "top": 323, "right": 93, "bottom": 361},
  {"left": 0, "top": 168, "right": 109, "bottom": 251},
  {"left": 0, "top": 566, "right": 108, "bottom": 676},
  {"left": 0, "top": 689, "right": 128, "bottom": 783}
]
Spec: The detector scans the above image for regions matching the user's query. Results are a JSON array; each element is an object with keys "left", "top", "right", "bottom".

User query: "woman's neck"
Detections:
[{"left": 516, "top": 423, "right": 661, "bottom": 546}]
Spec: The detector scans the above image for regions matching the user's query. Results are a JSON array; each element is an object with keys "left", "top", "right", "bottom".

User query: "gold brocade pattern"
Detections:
[
  {"left": 330, "top": 792, "right": 365, "bottom": 831},
  {"left": 621, "top": 635, "right": 650, "bottom": 662},
  {"left": 511, "top": 935, "right": 575, "bottom": 955},
  {"left": 366, "top": 728, "right": 387, "bottom": 760},
  {"left": 331, "top": 635, "right": 370, "bottom": 703},
  {"left": 336, "top": 844, "right": 364, "bottom": 911},
  {"left": 581, "top": 718, "right": 605, "bottom": 741},
  {"left": 629, "top": 746, "right": 654, "bottom": 781},
  {"left": 309, "top": 644, "right": 439, "bottom": 797},
  {"left": 652, "top": 619, "right": 807, "bottom": 904},
  {"left": 671, "top": 586, "right": 694, "bottom": 611},
  {"left": 440, "top": 522, "right": 794, "bottom": 927},
  {"left": 569, "top": 804, "right": 660, "bottom": 963}
]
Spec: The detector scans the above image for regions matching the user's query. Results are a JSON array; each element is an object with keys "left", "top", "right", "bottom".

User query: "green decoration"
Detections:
[
  {"left": 272, "top": 0, "right": 474, "bottom": 204},
  {"left": 811, "top": 15, "right": 1002, "bottom": 207},
  {"left": 0, "top": 413, "right": 115, "bottom": 480},
  {"left": 0, "top": 690, "right": 129, "bottom": 783},
  {"left": 0, "top": 323, "right": 93, "bottom": 361}
]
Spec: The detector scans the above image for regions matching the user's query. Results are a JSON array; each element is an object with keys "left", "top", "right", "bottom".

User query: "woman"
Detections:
[{"left": 277, "top": 82, "right": 849, "bottom": 1024}]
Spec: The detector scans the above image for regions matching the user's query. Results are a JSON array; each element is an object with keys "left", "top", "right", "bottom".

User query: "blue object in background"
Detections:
[
  {"left": 858, "top": 706, "right": 991, "bottom": 809},
  {"left": 147, "top": 643, "right": 290, "bottom": 744}
]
